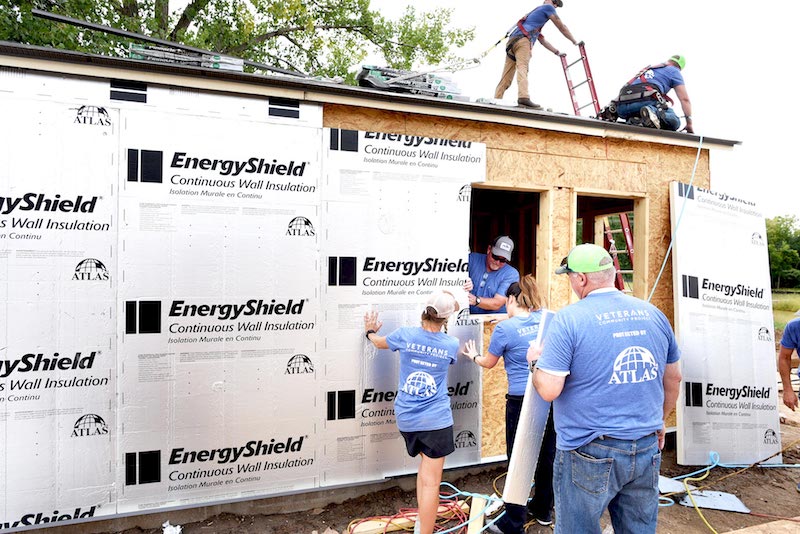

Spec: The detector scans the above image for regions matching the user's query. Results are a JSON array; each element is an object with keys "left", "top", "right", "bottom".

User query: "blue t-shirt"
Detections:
[
  {"left": 489, "top": 311, "right": 544, "bottom": 396},
  {"left": 468, "top": 252, "right": 520, "bottom": 314},
  {"left": 632, "top": 64, "right": 685, "bottom": 95},
  {"left": 386, "top": 326, "right": 460, "bottom": 432},
  {"left": 781, "top": 318, "right": 800, "bottom": 378},
  {"left": 509, "top": 4, "right": 556, "bottom": 42},
  {"left": 537, "top": 289, "right": 680, "bottom": 450}
]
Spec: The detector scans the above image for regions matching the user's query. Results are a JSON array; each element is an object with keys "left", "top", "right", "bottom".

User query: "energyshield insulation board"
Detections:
[
  {"left": 320, "top": 129, "right": 485, "bottom": 485},
  {"left": 670, "top": 182, "right": 781, "bottom": 465},
  {"left": 0, "top": 67, "right": 486, "bottom": 530}
]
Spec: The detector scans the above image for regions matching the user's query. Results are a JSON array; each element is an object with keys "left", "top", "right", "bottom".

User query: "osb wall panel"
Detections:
[
  {"left": 486, "top": 151, "right": 648, "bottom": 193},
  {"left": 480, "top": 320, "right": 508, "bottom": 458},
  {"left": 323, "top": 103, "right": 711, "bottom": 455}
]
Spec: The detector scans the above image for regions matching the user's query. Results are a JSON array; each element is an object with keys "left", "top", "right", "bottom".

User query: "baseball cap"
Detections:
[
  {"left": 491, "top": 236, "right": 514, "bottom": 261},
  {"left": 555, "top": 244, "right": 614, "bottom": 274},
  {"left": 425, "top": 291, "right": 458, "bottom": 319},
  {"left": 669, "top": 54, "right": 686, "bottom": 70}
]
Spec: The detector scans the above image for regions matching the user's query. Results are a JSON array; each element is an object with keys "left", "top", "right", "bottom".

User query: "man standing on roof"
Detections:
[
  {"left": 532, "top": 244, "right": 682, "bottom": 533},
  {"left": 614, "top": 55, "right": 694, "bottom": 133},
  {"left": 464, "top": 236, "right": 520, "bottom": 314},
  {"left": 494, "top": 0, "right": 580, "bottom": 110}
]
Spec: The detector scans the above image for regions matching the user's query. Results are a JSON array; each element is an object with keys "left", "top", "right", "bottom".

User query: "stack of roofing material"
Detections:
[
  {"left": 356, "top": 65, "right": 468, "bottom": 101},
  {"left": 128, "top": 44, "right": 244, "bottom": 71}
]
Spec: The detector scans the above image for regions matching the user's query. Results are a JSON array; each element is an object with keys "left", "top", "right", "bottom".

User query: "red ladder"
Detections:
[
  {"left": 602, "top": 213, "right": 634, "bottom": 292},
  {"left": 560, "top": 42, "right": 600, "bottom": 117}
]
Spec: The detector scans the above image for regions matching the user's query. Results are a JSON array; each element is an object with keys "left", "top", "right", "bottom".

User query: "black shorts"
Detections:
[{"left": 400, "top": 426, "right": 455, "bottom": 458}]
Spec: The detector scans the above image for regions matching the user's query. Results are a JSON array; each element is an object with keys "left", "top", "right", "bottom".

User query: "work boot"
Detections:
[
  {"left": 640, "top": 106, "right": 661, "bottom": 129},
  {"left": 518, "top": 97, "right": 543, "bottom": 110}
]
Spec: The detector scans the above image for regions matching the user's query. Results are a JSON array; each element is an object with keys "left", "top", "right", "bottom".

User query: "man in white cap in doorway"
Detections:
[
  {"left": 465, "top": 236, "right": 520, "bottom": 314},
  {"left": 531, "top": 243, "right": 682, "bottom": 533}
]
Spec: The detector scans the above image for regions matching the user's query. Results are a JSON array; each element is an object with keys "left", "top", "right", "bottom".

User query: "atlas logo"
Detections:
[
  {"left": 71, "top": 414, "right": 108, "bottom": 437},
  {"left": 287, "top": 216, "right": 315, "bottom": 237},
  {"left": 402, "top": 371, "right": 437, "bottom": 398},
  {"left": 455, "top": 309, "right": 480, "bottom": 327},
  {"left": 1, "top": 507, "right": 98, "bottom": 528},
  {"left": 455, "top": 430, "right": 477, "bottom": 448},
  {"left": 125, "top": 450, "right": 162, "bottom": 485},
  {"left": 457, "top": 184, "right": 472, "bottom": 202},
  {"left": 286, "top": 354, "right": 314, "bottom": 374},
  {"left": 73, "top": 105, "right": 111, "bottom": 126},
  {"left": 73, "top": 258, "right": 109, "bottom": 281},
  {"left": 751, "top": 232, "right": 765, "bottom": 246},
  {"left": 764, "top": 429, "right": 779, "bottom": 446},
  {"left": 608, "top": 346, "right": 658, "bottom": 385},
  {"left": 758, "top": 326, "right": 772, "bottom": 342}
]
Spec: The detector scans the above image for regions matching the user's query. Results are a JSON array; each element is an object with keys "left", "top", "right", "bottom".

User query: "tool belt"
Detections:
[
  {"left": 617, "top": 83, "right": 661, "bottom": 103},
  {"left": 505, "top": 35, "right": 526, "bottom": 61}
]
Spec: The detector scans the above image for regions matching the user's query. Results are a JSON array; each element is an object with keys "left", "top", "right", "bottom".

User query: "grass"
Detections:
[{"left": 773, "top": 291, "right": 800, "bottom": 336}]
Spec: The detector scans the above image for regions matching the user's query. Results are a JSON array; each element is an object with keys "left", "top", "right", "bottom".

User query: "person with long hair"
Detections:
[
  {"left": 462, "top": 274, "right": 556, "bottom": 533},
  {"left": 364, "top": 291, "right": 460, "bottom": 534}
]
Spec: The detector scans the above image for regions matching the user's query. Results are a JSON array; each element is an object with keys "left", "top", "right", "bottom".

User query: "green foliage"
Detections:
[
  {"left": 0, "top": 0, "right": 474, "bottom": 82},
  {"left": 766, "top": 215, "right": 800, "bottom": 289}
]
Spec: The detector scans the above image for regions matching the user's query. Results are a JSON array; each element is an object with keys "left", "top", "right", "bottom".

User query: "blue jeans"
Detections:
[
  {"left": 616, "top": 100, "right": 681, "bottom": 131},
  {"left": 553, "top": 433, "right": 661, "bottom": 534}
]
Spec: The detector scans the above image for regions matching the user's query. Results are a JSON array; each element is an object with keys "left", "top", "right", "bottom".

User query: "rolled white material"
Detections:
[{"left": 503, "top": 310, "right": 556, "bottom": 505}]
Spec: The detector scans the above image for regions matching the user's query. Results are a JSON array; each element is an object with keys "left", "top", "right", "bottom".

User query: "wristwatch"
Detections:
[{"left": 475, "top": 297, "right": 481, "bottom": 306}]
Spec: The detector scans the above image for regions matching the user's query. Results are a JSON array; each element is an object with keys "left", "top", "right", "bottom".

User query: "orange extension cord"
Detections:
[{"left": 346, "top": 491, "right": 471, "bottom": 533}]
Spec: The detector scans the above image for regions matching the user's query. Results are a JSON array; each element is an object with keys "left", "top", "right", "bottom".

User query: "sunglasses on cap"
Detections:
[
  {"left": 491, "top": 253, "right": 508, "bottom": 263},
  {"left": 558, "top": 256, "right": 574, "bottom": 273}
]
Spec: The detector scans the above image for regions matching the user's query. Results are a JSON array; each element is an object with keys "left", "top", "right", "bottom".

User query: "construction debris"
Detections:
[
  {"left": 129, "top": 44, "right": 244, "bottom": 71},
  {"left": 356, "top": 65, "right": 468, "bottom": 101}
]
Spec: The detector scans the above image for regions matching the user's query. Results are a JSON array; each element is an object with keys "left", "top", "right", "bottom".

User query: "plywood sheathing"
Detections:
[
  {"left": 323, "top": 103, "right": 711, "bottom": 457},
  {"left": 479, "top": 320, "right": 508, "bottom": 458}
]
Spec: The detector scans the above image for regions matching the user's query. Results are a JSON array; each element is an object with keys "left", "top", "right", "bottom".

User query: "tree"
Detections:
[
  {"left": 0, "top": 0, "right": 474, "bottom": 82},
  {"left": 766, "top": 215, "right": 800, "bottom": 289}
]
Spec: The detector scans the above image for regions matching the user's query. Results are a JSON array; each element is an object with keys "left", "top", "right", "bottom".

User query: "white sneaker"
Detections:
[{"left": 640, "top": 106, "right": 661, "bottom": 129}]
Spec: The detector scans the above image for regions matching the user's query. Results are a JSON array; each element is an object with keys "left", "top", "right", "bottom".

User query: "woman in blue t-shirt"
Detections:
[
  {"left": 364, "top": 291, "right": 460, "bottom": 534},
  {"left": 462, "top": 274, "right": 557, "bottom": 528}
]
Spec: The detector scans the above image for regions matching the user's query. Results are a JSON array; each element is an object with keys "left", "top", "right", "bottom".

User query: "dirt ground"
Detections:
[{"left": 106, "top": 405, "right": 800, "bottom": 534}]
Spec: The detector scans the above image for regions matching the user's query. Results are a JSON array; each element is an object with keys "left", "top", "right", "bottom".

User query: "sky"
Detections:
[{"left": 370, "top": 0, "right": 799, "bottom": 219}]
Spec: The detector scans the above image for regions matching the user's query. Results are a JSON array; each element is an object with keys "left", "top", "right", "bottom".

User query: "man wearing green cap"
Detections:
[
  {"left": 531, "top": 243, "right": 682, "bottom": 533},
  {"left": 614, "top": 55, "right": 694, "bottom": 133}
]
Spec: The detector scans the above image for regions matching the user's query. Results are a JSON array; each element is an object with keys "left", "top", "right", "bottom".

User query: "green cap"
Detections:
[
  {"left": 669, "top": 54, "right": 686, "bottom": 70},
  {"left": 555, "top": 244, "right": 614, "bottom": 274}
]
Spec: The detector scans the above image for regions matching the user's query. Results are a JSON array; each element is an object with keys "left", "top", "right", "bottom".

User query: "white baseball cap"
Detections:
[{"left": 425, "top": 291, "right": 458, "bottom": 319}]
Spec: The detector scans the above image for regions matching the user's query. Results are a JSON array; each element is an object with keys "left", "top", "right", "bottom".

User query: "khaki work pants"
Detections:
[{"left": 494, "top": 38, "right": 532, "bottom": 100}]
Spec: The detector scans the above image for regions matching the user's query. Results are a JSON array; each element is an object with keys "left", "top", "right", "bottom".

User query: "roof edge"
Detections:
[{"left": 0, "top": 41, "right": 740, "bottom": 150}]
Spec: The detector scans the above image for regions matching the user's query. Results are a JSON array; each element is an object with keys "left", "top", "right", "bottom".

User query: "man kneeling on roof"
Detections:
[{"left": 607, "top": 54, "right": 694, "bottom": 134}]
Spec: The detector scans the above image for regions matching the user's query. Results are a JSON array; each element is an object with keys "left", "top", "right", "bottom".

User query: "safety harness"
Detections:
[
  {"left": 505, "top": 11, "right": 542, "bottom": 61},
  {"left": 616, "top": 63, "right": 674, "bottom": 107}
]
